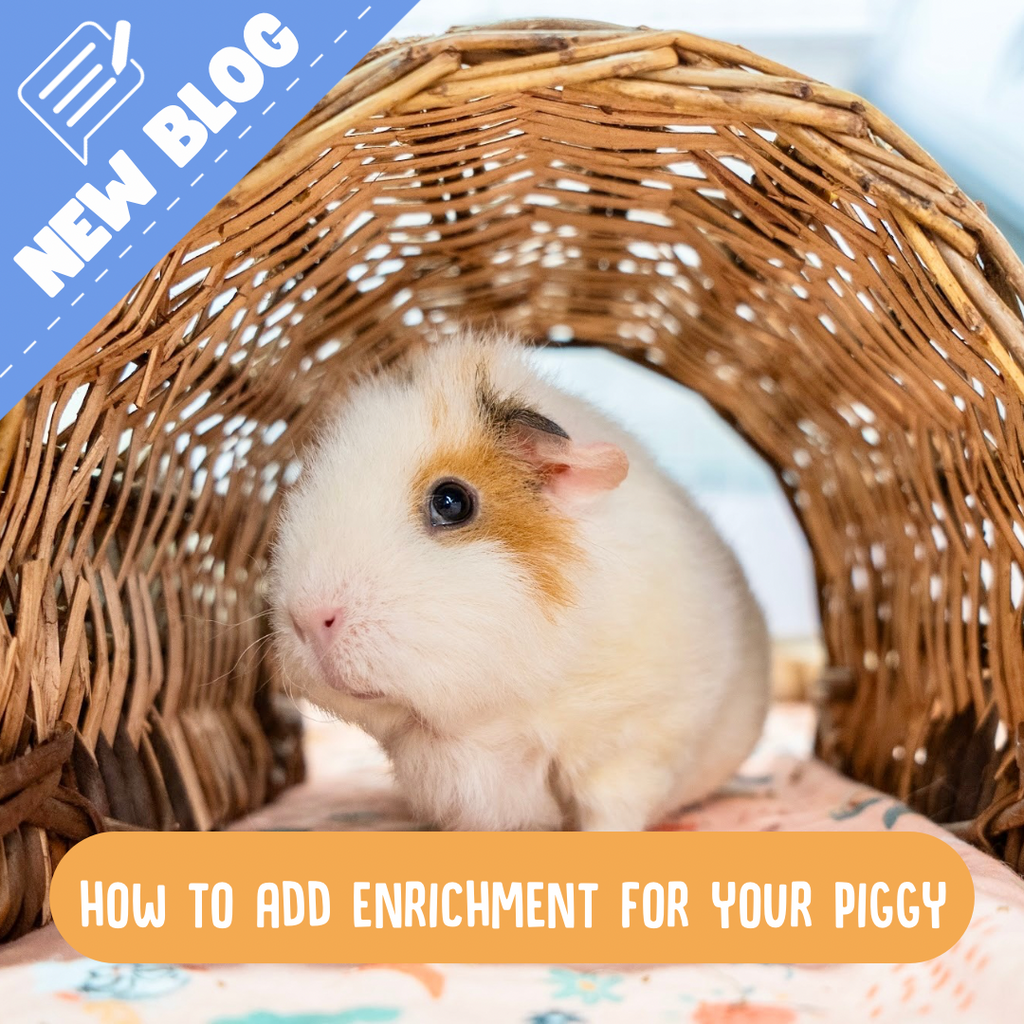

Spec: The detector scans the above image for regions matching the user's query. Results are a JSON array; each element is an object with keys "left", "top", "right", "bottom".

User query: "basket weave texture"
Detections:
[{"left": 3, "top": 19, "right": 1024, "bottom": 937}]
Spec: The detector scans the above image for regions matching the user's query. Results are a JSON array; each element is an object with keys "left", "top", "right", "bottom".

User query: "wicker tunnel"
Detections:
[{"left": 3, "top": 20, "right": 1024, "bottom": 939}]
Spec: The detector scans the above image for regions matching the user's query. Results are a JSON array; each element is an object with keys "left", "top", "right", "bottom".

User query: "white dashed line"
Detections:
[
  {"left": 119, "top": 245, "right": 132, "bottom": 258},
  {"left": 286, "top": 77, "right": 299, "bottom": 91},
  {"left": 71, "top": 292, "right": 84, "bottom": 306},
  {"left": 0, "top": 366, "right": 10, "bottom": 379},
  {"left": 238, "top": 125, "right": 251, "bottom": 139},
  {"left": 143, "top": 221, "right": 156, "bottom": 234},
  {"left": 95, "top": 268, "right": 108, "bottom": 282},
  {"left": 167, "top": 196, "right": 180, "bottom": 210},
  {"left": 359, "top": 6, "right": 371, "bottom": 18},
  {"left": 334, "top": 29, "right": 347, "bottom": 43},
  {"left": 215, "top": 149, "right": 228, "bottom": 163},
  {"left": 23, "top": 341, "right": 36, "bottom": 354},
  {"left": 47, "top": 317, "right": 60, "bottom": 330},
  {"left": 310, "top": 53, "right": 323, "bottom": 67},
  {"left": 263, "top": 101, "right": 275, "bottom": 115},
  {"left": 191, "top": 173, "right": 204, "bottom": 186}
]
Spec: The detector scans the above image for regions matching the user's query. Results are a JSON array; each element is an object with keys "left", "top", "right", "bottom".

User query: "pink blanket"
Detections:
[{"left": 3, "top": 703, "right": 1024, "bottom": 1021}]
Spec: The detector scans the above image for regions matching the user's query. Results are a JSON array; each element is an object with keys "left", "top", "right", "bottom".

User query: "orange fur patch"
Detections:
[{"left": 411, "top": 427, "right": 581, "bottom": 614}]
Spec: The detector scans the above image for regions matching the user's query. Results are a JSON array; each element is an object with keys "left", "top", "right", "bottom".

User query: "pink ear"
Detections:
[
  {"left": 512, "top": 426, "right": 629, "bottom": 504},
  {"left": 544, "top": 440, "right": 629, "bottom": 502}
]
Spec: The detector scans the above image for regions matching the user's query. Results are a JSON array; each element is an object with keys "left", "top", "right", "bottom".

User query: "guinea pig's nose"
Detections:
[{"left": 289, "top": 606, "right": 345, "bottom": 651}]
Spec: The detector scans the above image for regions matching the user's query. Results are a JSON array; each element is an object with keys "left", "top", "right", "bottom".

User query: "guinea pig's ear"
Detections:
[{"left": 506, "top": 408, "right": 629, "bottom": 505}]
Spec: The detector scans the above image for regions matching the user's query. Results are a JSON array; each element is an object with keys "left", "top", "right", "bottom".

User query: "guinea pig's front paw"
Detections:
[{"left": 573, "top": 759, "right": 669, "bottom": 831}]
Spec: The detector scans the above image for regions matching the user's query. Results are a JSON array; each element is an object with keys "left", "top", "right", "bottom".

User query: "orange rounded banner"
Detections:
[{"left": 50, "top": 830, "right": 973, "bottom": 964}]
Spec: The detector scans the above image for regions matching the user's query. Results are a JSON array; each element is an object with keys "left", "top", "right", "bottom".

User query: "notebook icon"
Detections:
[{"left": 18, "top": 20, "right": 144, "bottom": 166}]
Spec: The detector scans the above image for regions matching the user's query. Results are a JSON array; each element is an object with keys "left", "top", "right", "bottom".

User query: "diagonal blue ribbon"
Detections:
[{"left": 1, "top": 0, "right": 422, "bottom": 420}]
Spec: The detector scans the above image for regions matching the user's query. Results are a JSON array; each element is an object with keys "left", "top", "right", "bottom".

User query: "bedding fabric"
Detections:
[{"left": 3, "top": 703, "right": 1024, "bottom": 1020}]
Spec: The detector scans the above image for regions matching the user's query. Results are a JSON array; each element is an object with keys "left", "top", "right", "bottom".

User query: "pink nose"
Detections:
[{"left": 288, "top": 606, "right": 345, "bottom": 652}]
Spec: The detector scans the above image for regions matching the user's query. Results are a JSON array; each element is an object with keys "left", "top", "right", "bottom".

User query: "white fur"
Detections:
[{"left": 270, "top": 330, "right": 771, "bottom": 831}]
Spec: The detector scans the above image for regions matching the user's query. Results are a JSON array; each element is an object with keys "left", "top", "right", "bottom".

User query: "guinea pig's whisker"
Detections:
[
  {"left": 277, "top": 667, "right": 331, "bottom": 724},
  {"left": 183, "top": 611, "right": 273, "bottom": 637},
  {"left": 201, "top": 632, "right": 278, "bottom": 688},
  {"left": 188, "top": 610, "right": 270, "bottom": 626}
]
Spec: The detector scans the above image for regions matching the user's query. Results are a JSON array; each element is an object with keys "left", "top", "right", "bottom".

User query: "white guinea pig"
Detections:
[{"left": 270, "top": 328, "right": 770, "bottom": 831}]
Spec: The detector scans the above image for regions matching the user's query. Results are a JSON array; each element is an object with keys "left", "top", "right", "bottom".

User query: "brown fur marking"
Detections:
[{"left": 411, "top": 427, "right": 581, "bottom": 614}]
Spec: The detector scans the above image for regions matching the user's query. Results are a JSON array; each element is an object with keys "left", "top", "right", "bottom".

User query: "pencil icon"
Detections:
[{"left": 111, "top": 21, "right": 130, "bottom": 75}]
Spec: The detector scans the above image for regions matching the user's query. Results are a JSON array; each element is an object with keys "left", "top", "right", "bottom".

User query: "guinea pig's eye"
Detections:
[{"left": 428, "top": 480, "right": 476, "bottom": 528}]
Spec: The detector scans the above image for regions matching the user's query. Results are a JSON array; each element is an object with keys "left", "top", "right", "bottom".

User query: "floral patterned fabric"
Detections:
[{"left": 3, "top": 704, "right": 1024, "bottom": 1021}]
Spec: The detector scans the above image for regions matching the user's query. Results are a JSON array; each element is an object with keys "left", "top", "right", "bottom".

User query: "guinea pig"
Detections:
[{"left": 269, "top": 328, "right": 771, "bottom": 831}]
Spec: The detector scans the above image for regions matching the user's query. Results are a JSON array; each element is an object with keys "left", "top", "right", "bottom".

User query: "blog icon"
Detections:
[{"left": 17, "top": 20, "right": 144, "bottom": 166}]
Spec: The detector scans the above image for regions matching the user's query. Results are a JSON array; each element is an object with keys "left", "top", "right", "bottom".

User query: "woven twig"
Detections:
[{"left": 2, "top": 19, "right": 1024, "bottom": 940}]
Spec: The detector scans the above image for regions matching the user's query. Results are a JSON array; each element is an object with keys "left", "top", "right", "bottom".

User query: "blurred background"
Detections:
[{"left": 389, "top": 0, "right": 1024, "bottom": 645}]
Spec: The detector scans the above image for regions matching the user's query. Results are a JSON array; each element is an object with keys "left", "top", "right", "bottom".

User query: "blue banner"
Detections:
[{"left": 1, "top": 0, "right": 421, "bottom": 419}]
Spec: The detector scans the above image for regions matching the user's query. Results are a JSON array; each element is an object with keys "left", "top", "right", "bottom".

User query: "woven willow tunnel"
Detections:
[{"left": 3, "top": 19, "right": 1024, "bottom": 939}]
